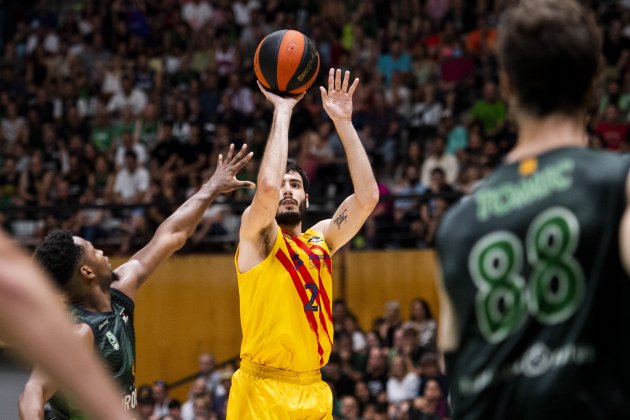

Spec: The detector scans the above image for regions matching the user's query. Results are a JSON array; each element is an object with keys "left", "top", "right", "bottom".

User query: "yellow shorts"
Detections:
[{"left": 226, "top": 359, "right": 333, "bottom": 419}]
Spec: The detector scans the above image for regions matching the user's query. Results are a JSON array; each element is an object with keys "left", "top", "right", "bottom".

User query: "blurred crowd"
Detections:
[
  {"left": 137, "top": 298, "right": 443, "bottom": 420},
  {"left": 0, "top": 0, "right": 629, "bottom": 253}
]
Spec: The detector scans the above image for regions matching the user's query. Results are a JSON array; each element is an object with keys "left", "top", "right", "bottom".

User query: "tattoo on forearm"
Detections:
[{"left": 333, "top": 209, "right": 348, "bottom": 230}]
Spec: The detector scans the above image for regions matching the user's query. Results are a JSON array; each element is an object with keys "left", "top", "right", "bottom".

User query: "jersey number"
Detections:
[
  {"left": 468, "top": 207, "right": 585, "bottom": 343},
  {"left": 304, "top": 283, "right": 319, "bottom": 312}
]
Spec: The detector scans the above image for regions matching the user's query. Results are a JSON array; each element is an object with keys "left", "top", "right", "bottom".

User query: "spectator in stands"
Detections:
[
  {"left": 152, "top": 379, "right": 171, "bottom": 418},
  {"left": 471, "top": 80, "right": 507, "bottom": 137},
  {"left": 363, "top": 346, "right": 388, "bottom": 400},
  {"left": 420, "top": 135, "right": 459, "bottom": 186},
  {"left": 387, "top": 354, "right": 420, "bottom": 405},
  {"left": 596, "top": 103, "right": 629, "bottom": 150},
  {"left": 181, "top": 378, "right": 208, "bottom": 420},
  {"left": 198, "top": 352, "right": 222, "bottom": 396},
  {"left": 404, "top": 298, "right": 437, "bottom": 351},
  {"left": 378, "top": 36, "right": 412, "bottom": 86},
  {"left": 107, "top": 74, "right": 148, "bottom": 116},
  {"left": 340, "top": 395, "right": 361, "bottom": 420},
  {"left": 408, "top": 378, "right": 450, "bottom": 420},
  {"left": 112, "top": 150, "right": 150, "bottom": 253}
]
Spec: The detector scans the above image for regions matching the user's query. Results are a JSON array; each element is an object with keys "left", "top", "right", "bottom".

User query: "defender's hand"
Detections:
[
  {"left": 320, "top": 68, "right": 359, "bottom": 123},
  {"left": 208, "top": 144, "right": 256, "bottom": 193}
]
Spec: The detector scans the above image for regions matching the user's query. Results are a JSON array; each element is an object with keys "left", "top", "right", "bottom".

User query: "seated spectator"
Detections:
[
  {"left": 408, "top": 378, "right": 450, "bottom": 420},
  {"left": 112, "top": 150, "right": 150, "bottom": 253},
  {"left": 1, "top": 101, "right": 27, "bottom": 148},
  {"left": 107, "top": 74, "right": 148, "bottom": 116},
  {"left": 152, "top": 379, "right": 171, "bottom": 418},
  {"left": 377, "top": 36, "right": 412, "bottom": 86},
  {"left": 134, "top": 102, "right": 161, "bottom": 151},
  {"left": 182, "top": 0, "right": 214, "bottom": 32},
  {"left": 343, "top": 313, "right": 367, "bottom": 354},
  {"left": 74, "top": 187, "right": 109, "bottom": 244},
  {"left": 340, "top": 395, "right": 361, "bottom": 420},
  {"left": 323, "top": 352, "right": 356, "bottom": 398},
  {"left": 417, "top": 353, "right": 448, "bottom": 398},
  {"left": 471, "top": 80, "right": 507, "bottom": 137},
  {"left": 115, "top": 131, "right": 149, "bottom": 170},
  {"left": 90, "top": 104, "right": 116, "bottom": 153},
  {"left": 181, "top": 378, "right": 209, "bottom": 420},
  {"left": 403, "top": 298, "right": 438, "bottom": 351},
  {"left": 595, "top": 103, "right": 629, "bottom": 150},
  {"left": 363, "top": 346, "right": 389, "bottom": 400},
  {"left": 0, "top": 156, "right": 22, "bottom": 207},
  {"left": 198, "top": 352, "right": 222, "bottom": 397},
  {"left": 19, "top": 151, "right": 53, "bottom": 207},
  {"left": 420, "top": 136, "right": 459, "bottom": 187},
  {"left": 387, "top": 353, "right": 420, "bottom": 404}
]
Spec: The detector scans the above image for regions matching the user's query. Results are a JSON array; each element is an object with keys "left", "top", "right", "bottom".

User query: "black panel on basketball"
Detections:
[{"left": 257, "top": 29, "right": 286, "bottom": 92}]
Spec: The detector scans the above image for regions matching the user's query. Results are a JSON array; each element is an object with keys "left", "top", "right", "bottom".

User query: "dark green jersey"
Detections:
[
  {"left": 46, "top": 289, "right": 136, "bottom": 420},
  {"left": 437, "top": 148, "right": 630, "bottom": 420}
]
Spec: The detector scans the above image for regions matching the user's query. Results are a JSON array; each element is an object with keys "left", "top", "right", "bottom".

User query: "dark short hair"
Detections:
[
  {"left": 34, "top": 230, "right": 84, "bottom": 289},
  {"left": 286, "top": 160, "right": 310, "bottom": 194},
  {"left": 497, "top": 0, "right": 601, "bottom": 117}
]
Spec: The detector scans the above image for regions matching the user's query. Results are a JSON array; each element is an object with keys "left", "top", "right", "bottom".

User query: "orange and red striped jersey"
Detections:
[{"left": 235, "top": 226, "right": 334, "bottom": 372}]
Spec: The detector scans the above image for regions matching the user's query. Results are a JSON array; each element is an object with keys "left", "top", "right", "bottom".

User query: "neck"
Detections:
[
  {"left": 68, "top": 283, "right": 112, "bottom": 313},
  {"left": 280, "top": 223, "right": 302, "bottom": 237},
  {"left": 505, "top": 111, "right": 587, "bottom": 163}
]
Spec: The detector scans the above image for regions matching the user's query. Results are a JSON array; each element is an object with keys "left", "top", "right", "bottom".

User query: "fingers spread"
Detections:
[
  {"left": 342, "top": 71, "right": 350, "bottom": 92},
  {"left": 225, "top": 143, "right": 235, "bottom": 162},
  {"left": 233, "top": 143, "right": 249, "bottom": 162},
  {"left": 348, "top": 78, "right": 360, "bottom": 97},
  {"left": 232, "top": 151, "right": 254, "bottom": 172},
  {"left": 327, "top": 68, "right": 334, "bottom": 92}
]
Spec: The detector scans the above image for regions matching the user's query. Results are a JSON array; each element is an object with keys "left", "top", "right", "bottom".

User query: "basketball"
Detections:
[{"left": 254, "top": 29, "right": 320, "bottom": 95}]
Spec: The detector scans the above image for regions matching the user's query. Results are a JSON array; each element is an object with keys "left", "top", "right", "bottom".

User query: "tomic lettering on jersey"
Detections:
[{"left": 475, "top": 159, "right": 575, "bottom": 222}]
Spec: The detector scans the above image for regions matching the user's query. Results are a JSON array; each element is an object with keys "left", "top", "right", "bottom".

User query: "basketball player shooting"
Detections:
[
  {"left": 18, "top": 145, "right": 254, "bottom": 419},
  {"left": 226, "top": 68, "right": 379, "bottom": 418}
]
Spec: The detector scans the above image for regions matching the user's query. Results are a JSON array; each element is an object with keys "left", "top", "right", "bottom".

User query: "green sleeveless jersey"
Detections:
[
  {"left": 46, "top": 289, "right": 136, "bottom": 419},
  {"left": 437, "top": 147, "right": 630, "bottom": 420}
]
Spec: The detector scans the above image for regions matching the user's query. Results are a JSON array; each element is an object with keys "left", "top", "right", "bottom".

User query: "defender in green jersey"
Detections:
[
  {"left": 19, "top": 144, "right": 255, "bottom": 419},
  {"left": 436, "top": 1, "right": 630, "bottom": 419}
]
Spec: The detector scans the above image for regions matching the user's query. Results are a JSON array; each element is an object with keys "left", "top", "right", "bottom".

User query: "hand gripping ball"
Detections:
[{"left": 254, "top": 29, "right": 320, "bottom": 95}]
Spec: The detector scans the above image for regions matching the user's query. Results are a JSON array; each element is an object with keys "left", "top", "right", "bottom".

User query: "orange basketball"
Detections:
[{"left": 254, "top": 29, "right": 320, "bottom": 95}]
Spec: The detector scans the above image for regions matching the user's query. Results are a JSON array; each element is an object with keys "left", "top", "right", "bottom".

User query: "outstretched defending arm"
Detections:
[
  {"left": 312, "top": 69, "right": 379, "bottom": 254},
  {"left": 0, "top": 231, "right": 132, "bottom": 420},
  {"left": 113, "top": 144, "right": 255, "bottom": 300},
  {"left": 237, "top": 84, "right": 304, "bottom": 272}
]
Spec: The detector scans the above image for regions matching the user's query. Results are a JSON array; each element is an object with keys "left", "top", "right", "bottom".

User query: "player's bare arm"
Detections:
[
  {"left": 435, "top": 261, "right": 459, "bottom": 353},
  {"left": 238, "top": 84, "right": 304, "bottom": 273},
  {"left": 311, "top": 69, "right": 379, "bottom": 254},
  {"left": 0, "top": 230, "right": 131, "bottom": 420},
  {"left": 618, "top": 171, "right": 630, "bottom": 275},
  {"left": 113, "top": 144, "right": 255, "bottom": 299},
  {"left": 19, "top": 324, "right": 98, "bottom": 420}
]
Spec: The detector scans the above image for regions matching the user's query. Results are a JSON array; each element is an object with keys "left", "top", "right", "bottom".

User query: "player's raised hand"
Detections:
[
  {"left": 320, "top": 68, "right": 359, "bottom": 123},
  {"left": 257, "top": 81, "right": 305, "bottom": 111},
  {"left": 208, "top": 143, "right": 256, "bottom": 193}
]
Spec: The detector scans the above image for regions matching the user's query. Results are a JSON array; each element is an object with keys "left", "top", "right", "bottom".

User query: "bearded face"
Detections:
[
  {"left": 276, "top": 197, "right": 307, "bottom": 226},
  {"left": 276, "top": 171, "right": 308, "bottom": 227}
]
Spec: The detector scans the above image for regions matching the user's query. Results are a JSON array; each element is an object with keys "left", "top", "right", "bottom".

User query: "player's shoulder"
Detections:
[{"left": 74, "top": 323, "right": 96, "bottom": 345}]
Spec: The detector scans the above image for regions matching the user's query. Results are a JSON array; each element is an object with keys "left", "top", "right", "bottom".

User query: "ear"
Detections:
[
  {"left": 305, "top": 193, "right": 309, "bottom": 209},
  {"left": 79, "top": 264, "right": 96, "bottom": 282}
]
